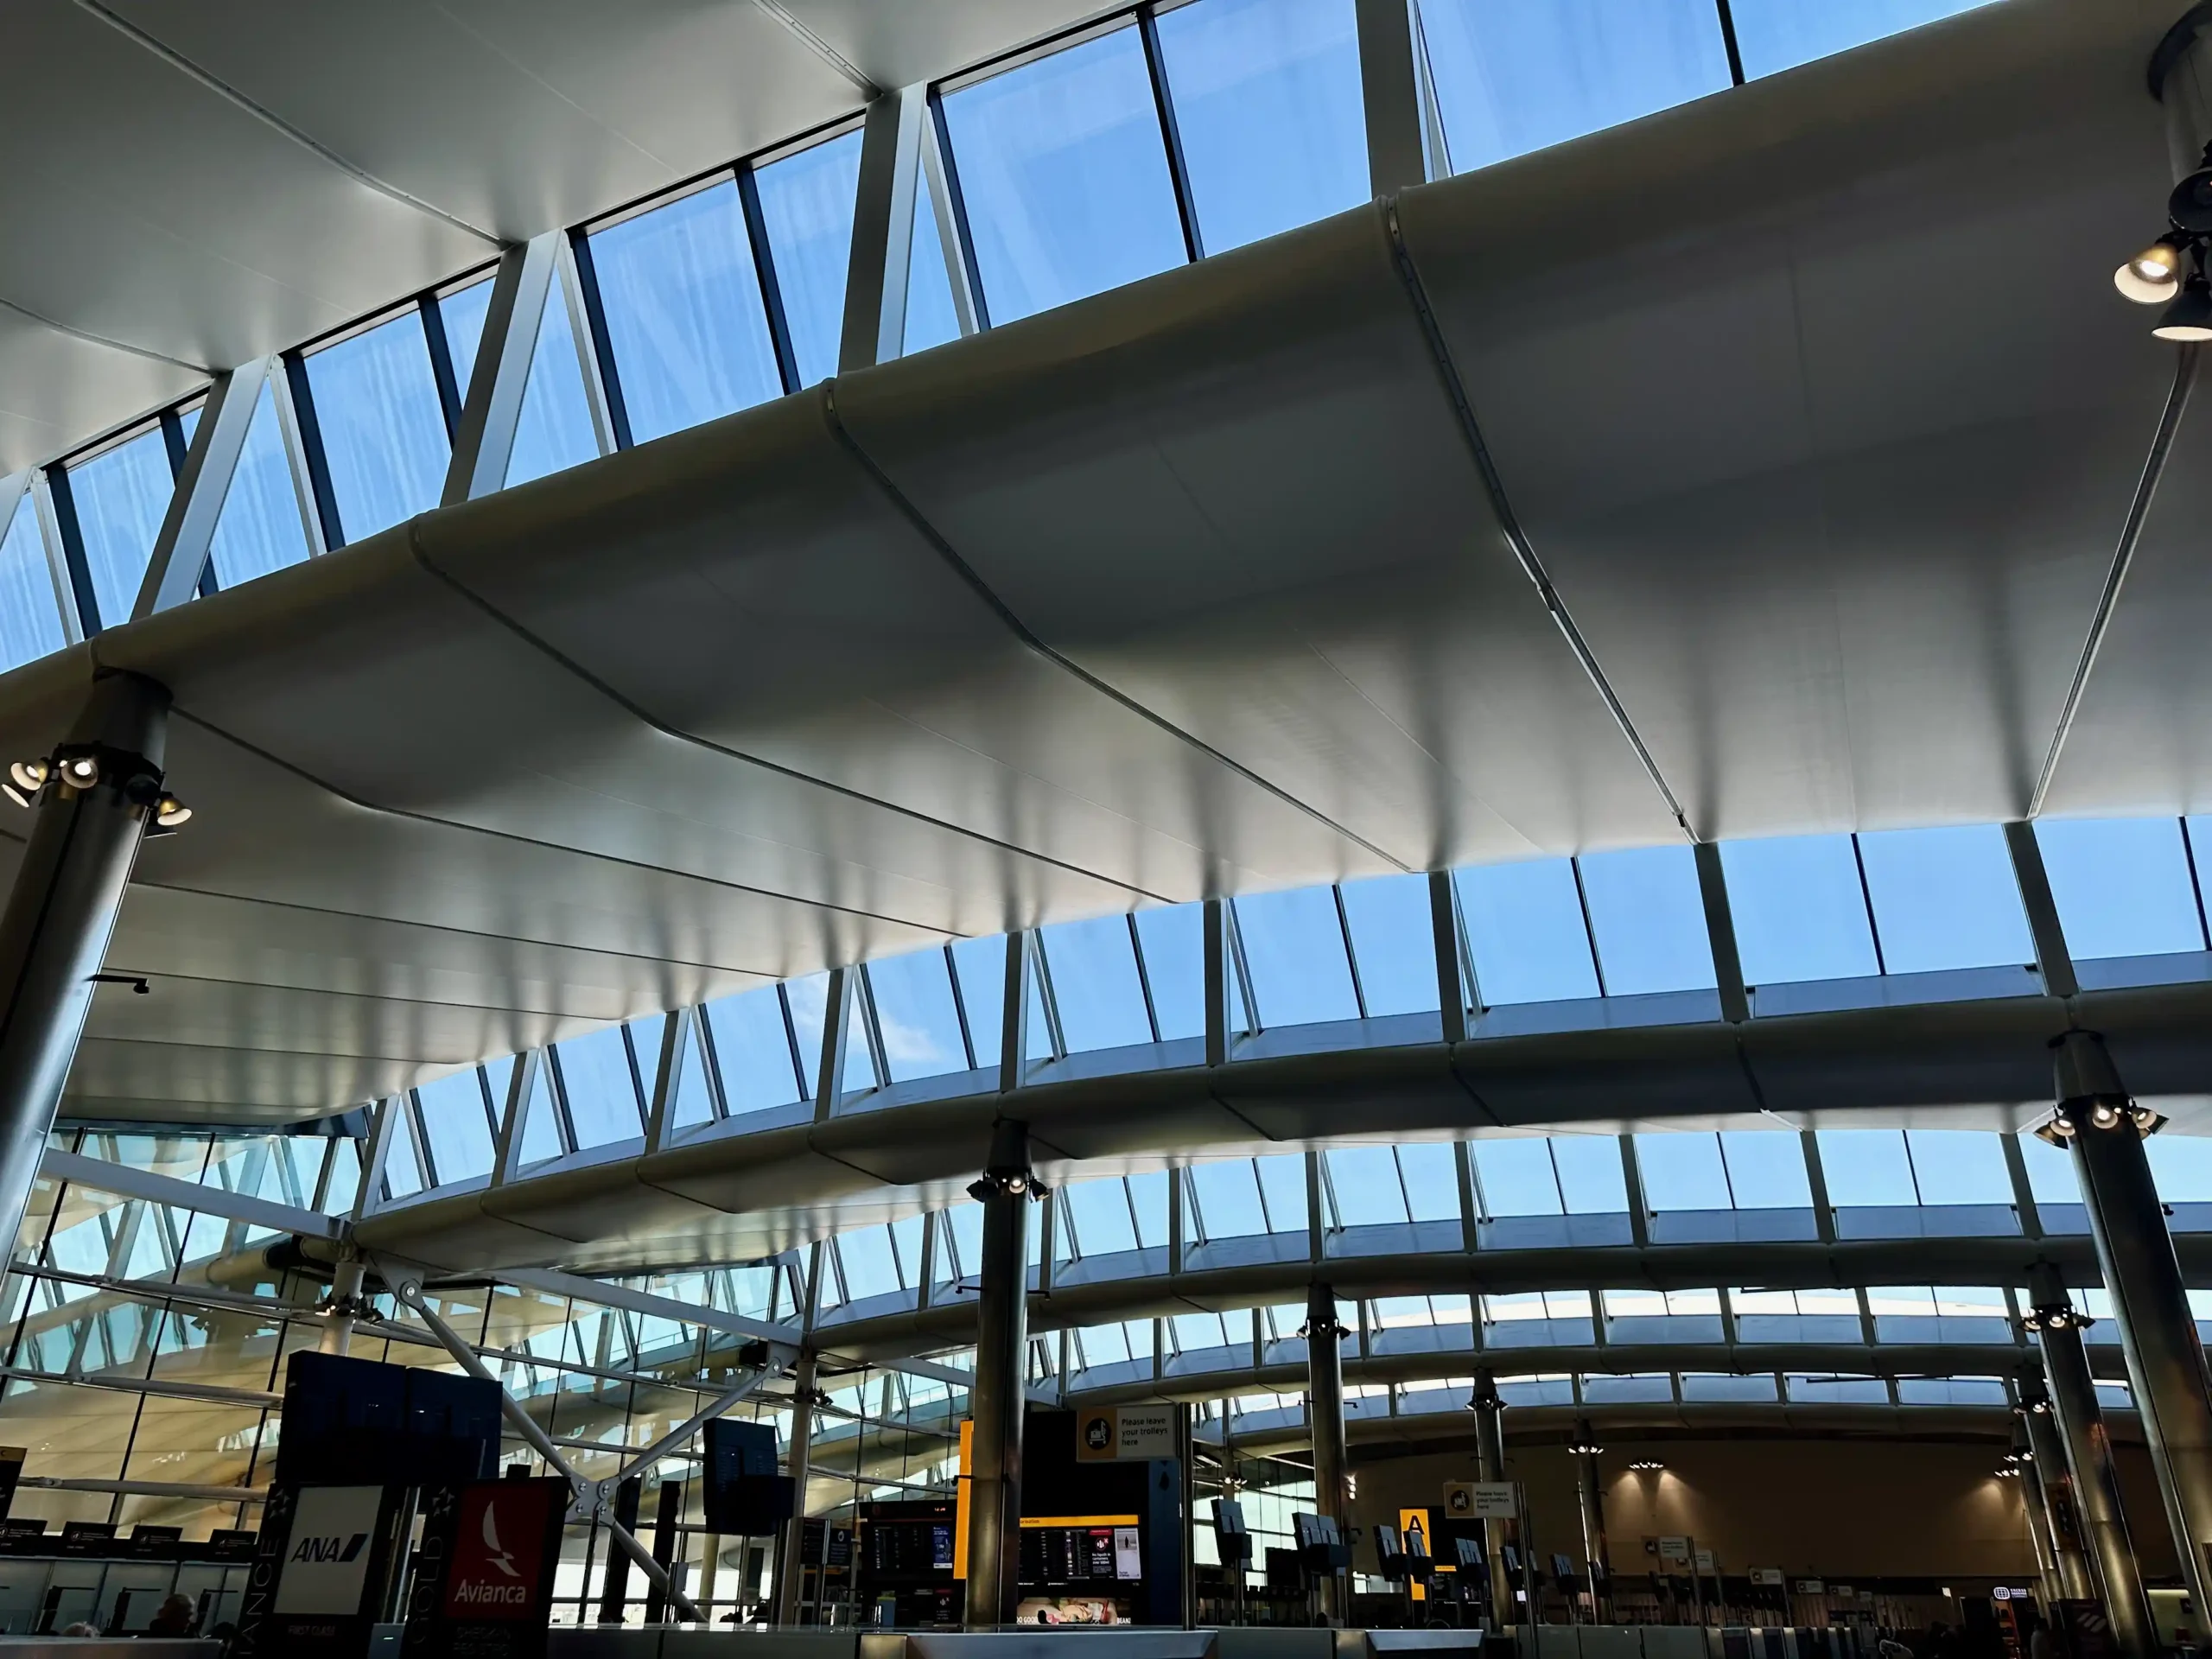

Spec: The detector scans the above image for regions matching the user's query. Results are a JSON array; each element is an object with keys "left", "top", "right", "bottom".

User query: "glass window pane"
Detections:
[
  {"left": 1457, "top": 860, "right": 1599, "bottom": 1005},
  {"left": 787, "top": 972, "right": 878, "bottom": 1096},
  {"left": 866, "top": 949, "right": 969, "bottom": 1083},
  {"left": 1719, "top": 1131, "right": 1812, "bottom": 1209},
  {"left": 1039, "top": 917, "right": 1154, "bottom": 1052},
  {"left": 939, "top": 25, "right": 1190, "bottom": 324},
  {"left": 1128, "top": 1170, "right": 1169, "bottom": 1249},
  {"left": 383, "top": 1108, "right": 423, "bottom": 1198},
  {"left": 1729, "top": 0, "right": 2000, "bottom": 79},
  {"left": 304, "top": 308, "right": 450, "bottom": 545},
  {"left": 67, "top": 428, "right": 174, "bottom": 631},
  {"left": 2037, "top": 817, "right": 2205, "bottom": 961},
  {"left": 1421, "top": 0, "right": 1731, "bottom": 176},
  {"left": 1817, "top": 1129, "right": 1916, "bottom": 1206},
  {"left": 1552, "top": 1136, "right": 1627, "bottom": 1212},
  {"left": 1328, "top": 1147, "right": 1408, "bottom": 1226},
  {"left": 1719, "top": 833, "right": 1878, "bottom": 985},
  {"left": 207, "top": 377, "right": 311, "bottom": 590},
  {"left": 1578, "top": 844, "right": 1716, "bottom": 995},
  {"left": 416, "top": 1071, "right": 493, "bottom": 1185},
  {"left": 753, "top": 131, "right": 863, "bottom": 389},
  {"left": 2149, "top": 1135, "right": 2212, "bottom": 1204},
  {"left": 1135, "top": 904, "right": 1207, "bottom": 1041},
  {"left": 2018, "top": 1130, "right": 2076, "bottom": 1206},
  {"left": 1398, "top": 1144, "right": 1460, "bottom": 1221},
  {"left": 1905, "top": 1130, "right": 2012, "bottom": 1205},
  {"left": 504, "top": 282, "right": 600, "bottom": 487},
  {"left": 949, "top": 935, "right": 1009, "bottom": 1061},
  {"left": 905, "top": 171, "right": 965, "bottom": 355},
  {"left": 516, "top": 1058, "right": 561, "bottom": 1164},
  {"left": 839, "top": 1225, "right": 901, "bottom": 1302},
  {"left": 1153, "top": 0, "right": 1367, "bottom": 255},
  {"left": 0, "top": 495, "right": 66, "bottom": 671},
  {"left": 1255, "top": 1154, "right": 1308, "bottom": 1233},
  {"left": 1857, "top": 823, "right": 2034, "bottom": 974},
  {"left": 1338, "top": 874, "right": 1441, "bottom": 1016},
  {"left": 439, "top": 279, "right": 493, "bottom": 396},
  {"left": 556, "top": 1026, "right": 642, "bottom": 1149},
  {"left": 1189, "top": 1160, "right": 1268, "bottom": 1239},
  {"left": 1634, "top": 1133, "right": 1731, "bottom": 1210},
  {"left": 1471, "top": 1138, "right": 1560, "bottom": 1217},
  {"left": 702, "top": 985, "right": 802, "bottom": 1116},
  {"left": 665, "top": 1018, "right": 717, "bottom": 1131},
  {"left": 1062, "top": 1176, "right": 1139, "bottom": 1257},
  {"left": 590, "top": 180, "right": 785, "bottom": 445},
  {"left": 1235, "top": 887, "right": 1358, "bottom": 1027}
]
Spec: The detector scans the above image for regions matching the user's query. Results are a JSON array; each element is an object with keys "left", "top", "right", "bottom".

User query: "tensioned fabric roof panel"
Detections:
[
  {"left": 0, "top": 0, "right": 2189, "bottom": 1129},
  {"left": 0, "top": 0, "right": 1122, "bottom": 470}
]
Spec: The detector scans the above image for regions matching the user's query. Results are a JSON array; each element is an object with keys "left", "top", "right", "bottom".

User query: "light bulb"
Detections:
[{"left": 2116, "top": 238, "right": 2184, "bottom": 303}]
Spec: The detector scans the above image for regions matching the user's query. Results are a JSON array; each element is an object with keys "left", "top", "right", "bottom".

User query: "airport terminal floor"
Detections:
[{"left": 3, "top": 0, "right": 2212, "bottom": 1650}]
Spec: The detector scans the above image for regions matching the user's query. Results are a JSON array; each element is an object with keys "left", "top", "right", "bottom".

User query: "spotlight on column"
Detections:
[
  {"left": 7, "top": 759, "right": 48, "bottom": 796},
  {"left": 153, "top": 795, "right": 190, "bottom": 829},
  {"left": 1567, "top": 1440, "right": 1604, "bottom": 1457},
  {"left": 2090, "top": 1101, "right": 2123, "bottom": 1129},
  {"left": 2116, "top": 235, "right": 2187, "bottom": 303},
  {"left": 2133, "top": 1105, "right": 2164, "bottom": 1133},
  {"left": 56, "top": 753, "right": 99, "bottom": 790},
  {"left": 1628, "top": 1459, "right": 1663, "bottom": 1471},
  {"left": 2153, "top": 273, "right": 2212, "bottom": 341}
]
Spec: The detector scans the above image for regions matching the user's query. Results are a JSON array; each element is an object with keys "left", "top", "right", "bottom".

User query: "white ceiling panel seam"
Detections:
[
  {"left": 1383, "top": 200, "right": 1693, "bottom": 843},
  {"left": 817, "top": 383, "right": 1414, "bottom": 877},
  {"left": 2028, "top": 344, "right": 2202, "bottom": 817},
  {"left": 401, "top": 517, "right": 1179, "bottom": 909},
  {"left": 159, "top": 703, "right": 955, "bottom": 938},
  {"left": 67, "top": 0, "right": 501, "bottom": 247}
]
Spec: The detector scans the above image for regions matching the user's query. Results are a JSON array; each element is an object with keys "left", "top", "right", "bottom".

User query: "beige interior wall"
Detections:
[{"left": 1344, "top": 1436, "right": 2182, "bottom": 1585}]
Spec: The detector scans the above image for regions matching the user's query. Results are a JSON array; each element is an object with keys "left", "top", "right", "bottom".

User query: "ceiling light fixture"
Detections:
[
  {"left": 1628, "top": 1459, "right": 1663, "bottom": 1471},
  {"left": 2154, "top": 274, "right": 2212, "bottom": 341},
  {"left": 1567, "top": 1441, "right": 1604, "bottom": 1457},
  {"left": 2116, "top": 235, "right": 2187, "bottom": 303}
]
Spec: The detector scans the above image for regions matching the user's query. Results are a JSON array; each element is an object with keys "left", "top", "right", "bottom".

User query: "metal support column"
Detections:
[
  {"left": 2013, "top": 1416, "right": 2063, "bottom": 1608},
  {"left": 2018, "top": 1385, "right": 2097, "bottom": 1605},
  {"left": 2054, "top": 1030, "right": 2212, "bottom": 1610},
  {"left": 2027, "top": 1267, "right": 2160, "bottom": 1659},
  {"left": 1472, "top": 1376, "right": 1512, "bottom": 1629},
  {"left": 389, "top": 1275, "right": 703, "bottom": 1623},
  {"left": 317, "top": 1255, "right": 368, "bottom": 1357},
  {"left": 441, "top": 232, "right": 560, "bottom": 506},
  {"left": 840, "top": 83, "right": 928, "bottom": 372},
  {"left": 775, "top": 1350, "right": 819, "bottom": 1626},
  {"left": 964, "top": 1119, "right": 1035, "bottom": 1629},
  {"left": 1305, "top": 1281, "right": 1351, "bottom": 1625},
  {"left": 0, "top": 672, "right": 175, "bottom": 1262},
  {"left": 1570, "top": 1426, "right": 1611, "bottom": 1622}
]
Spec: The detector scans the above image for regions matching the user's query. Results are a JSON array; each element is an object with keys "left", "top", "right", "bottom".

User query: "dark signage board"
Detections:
[
  {"left": 232, "top": 1482, "right": 408, "bottom": 1659},
  {"left": 404, "top": 1477, "right": 567, "bottom": 1658}
]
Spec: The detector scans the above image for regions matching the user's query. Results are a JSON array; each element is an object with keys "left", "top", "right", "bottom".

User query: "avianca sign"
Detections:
[{"left": 442, "top": 1483, "right": 556, "bottom": 1624}]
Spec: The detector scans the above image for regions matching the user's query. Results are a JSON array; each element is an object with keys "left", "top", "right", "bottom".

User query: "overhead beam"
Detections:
[
  {"left": 841, "top": 85, "right": 929, "bottom": 372},
  {"left": 441, "top": 233, "right": 560, "bottom": 506},
  {"left": 1355, "top": 0, "right": 1429, "bottom": 195},
  {"left": 133, "top": 358, "right": 270, "bottom": 619},
  {"left": 37, "top": 1146, "right": 342, "bottom": 1241}
]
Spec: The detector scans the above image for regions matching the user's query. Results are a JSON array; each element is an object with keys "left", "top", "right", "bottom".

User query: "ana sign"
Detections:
[{"left": 274, "top": 1485, "right": 386, "bottom": 1617}]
